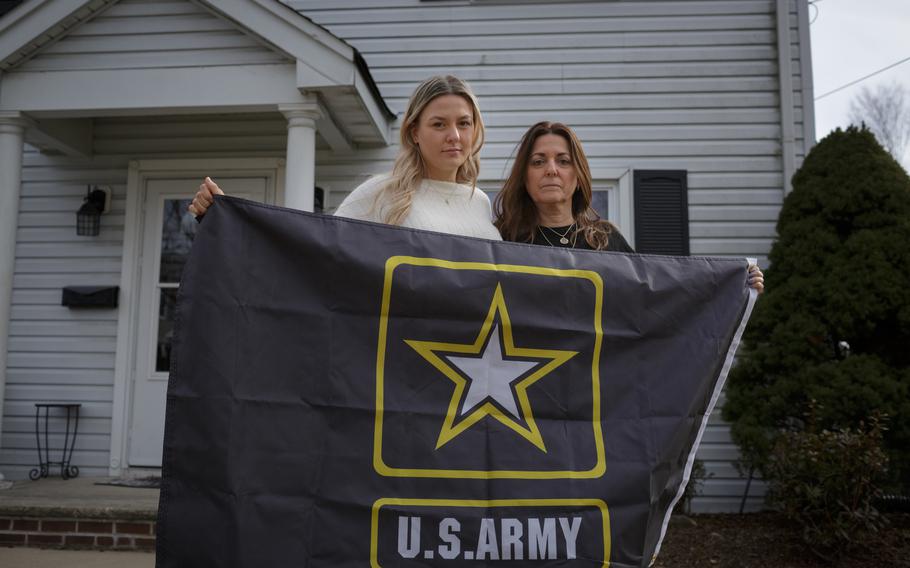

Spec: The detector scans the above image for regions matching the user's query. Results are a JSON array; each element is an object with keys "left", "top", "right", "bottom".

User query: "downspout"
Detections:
[{"left": 776, "top": 0, "right": 797, "bottom": 195}]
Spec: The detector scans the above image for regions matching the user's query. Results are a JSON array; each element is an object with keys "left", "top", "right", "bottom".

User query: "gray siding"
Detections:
[
  {"left": 289, "top": 0, "right": 801, "bottom": 267},
  {"left": 2, "top": 147, "right": 126, "bottom": 479},
  {"left": 285, "top": 0, "right": 807, "bottom": 512},
  {"left": 2, "top": 0, "right": 812, "bottom": 514},
  {"left": 0, "top": 114, "right": 287, "bottom": 480},
  {"left": 18, "top": 0, "right": 287, "bottom": 72}
]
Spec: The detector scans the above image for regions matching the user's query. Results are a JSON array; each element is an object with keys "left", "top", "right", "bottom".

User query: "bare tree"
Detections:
[{"left": 849, "top": 82, "right": 910, "bottom": 165}]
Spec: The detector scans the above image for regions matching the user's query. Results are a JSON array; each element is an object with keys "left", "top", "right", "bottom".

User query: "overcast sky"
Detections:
[{"left": 810, "top": 0, "right": 910, "bottom": 165}]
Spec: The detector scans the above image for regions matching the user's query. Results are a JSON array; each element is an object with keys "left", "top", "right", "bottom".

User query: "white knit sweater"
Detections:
[{"left": 334, "top": 175, "right": 502, "bottom": 240}]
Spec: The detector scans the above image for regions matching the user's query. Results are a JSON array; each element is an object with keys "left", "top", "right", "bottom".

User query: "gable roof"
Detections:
[
  {"left": 0, "top": 1, "right": 24, "bottom": 17},
  {"left": 0, "top": 0, "right": 119, "bottom": 70},
  {"left": 0, "top": 0, "right": 392, "bottom": 147}
]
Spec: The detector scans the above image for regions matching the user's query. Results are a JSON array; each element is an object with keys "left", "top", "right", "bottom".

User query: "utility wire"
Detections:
[
  {"left": 815, "top": 55, "right": 910, "bottom": 100},
  {"left": 808, "top": 1, "right": 826, "bottom": 26}
]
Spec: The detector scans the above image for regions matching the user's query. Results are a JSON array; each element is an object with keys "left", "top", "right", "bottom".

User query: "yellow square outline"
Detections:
[
  {"left": 373, "top": 255, "right": 606, "bottom": 479},
  {"left": 370, "top": 497, "right": 611, "bottom": 568}
]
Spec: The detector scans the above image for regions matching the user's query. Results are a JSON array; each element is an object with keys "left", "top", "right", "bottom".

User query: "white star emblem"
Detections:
[
  {"left": 405, "top": 284, "right": 577, "bottom": 452},
  {"left": 447, "top": 324, "right": 538, "bottom": 420}
]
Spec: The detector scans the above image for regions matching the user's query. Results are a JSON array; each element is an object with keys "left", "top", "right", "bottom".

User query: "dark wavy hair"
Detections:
[{"left": 493, "top": 121, "right": 618, "bottom": 250}]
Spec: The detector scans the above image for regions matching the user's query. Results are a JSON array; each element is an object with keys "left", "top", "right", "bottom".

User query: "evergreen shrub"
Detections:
[
  {"left": 723, "top": 126, "right": 910, "bottom": 489},
  {"left": 765, "top": 408, "right": 888, "bottom": 557}
]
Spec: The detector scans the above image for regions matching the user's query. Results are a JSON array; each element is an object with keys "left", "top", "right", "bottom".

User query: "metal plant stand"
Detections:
[{"left": 30, "top": 403, "right": 81, "bottom": 480}]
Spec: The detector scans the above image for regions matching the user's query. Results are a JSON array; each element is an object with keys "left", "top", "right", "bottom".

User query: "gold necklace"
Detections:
[
  {"left": 542, "top": 223, "right": 575, "bottom": 245},
  {"left": 538, "top": 224, "right": 576, "bottom": 247}
]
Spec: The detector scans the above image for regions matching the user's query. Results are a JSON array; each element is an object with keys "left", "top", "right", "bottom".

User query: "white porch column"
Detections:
[
  {"left": 279, "top": 103, "right": 322, "bottom": 212},
  {"left": 0, "top": 112, "right": 30, "bottom": 467}
]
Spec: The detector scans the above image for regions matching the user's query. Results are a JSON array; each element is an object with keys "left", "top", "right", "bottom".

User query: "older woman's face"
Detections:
[{"left": 525, "top": 134, "right": 577, "bottom": 209}]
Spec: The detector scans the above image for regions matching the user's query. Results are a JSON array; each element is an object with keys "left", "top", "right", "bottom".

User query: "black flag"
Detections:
[{"left": 156, "top": 196, "right": 755, "bottom": 568}]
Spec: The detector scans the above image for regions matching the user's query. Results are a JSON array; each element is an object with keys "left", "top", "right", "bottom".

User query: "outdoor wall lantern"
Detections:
[{"left": 76, "top": 185, "right": 111, "bottom": 236}]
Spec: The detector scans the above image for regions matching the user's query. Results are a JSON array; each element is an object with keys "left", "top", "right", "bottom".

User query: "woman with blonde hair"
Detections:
[
  {"left": 333, "top": 75, "right": 500, "bottom": 238},
  {"left": 189, "top": 75, "right": 500, "bottom": 240}
]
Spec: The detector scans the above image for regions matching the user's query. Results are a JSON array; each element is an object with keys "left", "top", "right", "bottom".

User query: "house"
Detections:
[{"left": 0, "top": 0, "right": 815, "bottom": 513}]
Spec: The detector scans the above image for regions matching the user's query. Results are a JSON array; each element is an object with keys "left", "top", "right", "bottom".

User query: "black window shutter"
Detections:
[{"left": 633, "top": 170, "right": 689, "bottom": 255}]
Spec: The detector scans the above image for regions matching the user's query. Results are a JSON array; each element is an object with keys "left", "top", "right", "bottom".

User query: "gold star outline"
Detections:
[{"left": 404, "top": 283, "right": 577, "bottom": 452}]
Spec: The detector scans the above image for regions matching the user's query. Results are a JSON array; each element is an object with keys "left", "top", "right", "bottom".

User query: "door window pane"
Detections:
[
  {"left": 156, "top": 288, "right": 178, "bottom": 372},
  {"left": 156, "top": 198, "right": 195, "bottom": 373},
  {"left": 159, "top": 199, "right": 197, "bottom": 283}
]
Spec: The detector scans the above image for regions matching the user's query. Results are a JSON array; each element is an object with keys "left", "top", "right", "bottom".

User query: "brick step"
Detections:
[
  {"left": 0, "top": 515, "right": 156, "bottom": 551},
  {"left": 0, "top": 476, "right": 159, "bottom": 551}
]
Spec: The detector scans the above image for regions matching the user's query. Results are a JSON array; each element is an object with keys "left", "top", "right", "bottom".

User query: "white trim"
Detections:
[
  {"left": 295, "top": 56, "right": 357, "bottom": 91},
  {"left": 130, "top": 157, "right": 285, "bottom": 173},
  {"left": 1, "top": 65, "right": 306, "bottom": 114},
  {"left": 796, "top": 0, "right": 816, "bottom": 155},
  {"left": 615, "top": 169, "right": 634, "bottom": 246},
  {"left": 0, "top": 0, "right": 351, "bottom": 72},
  {"left": 314, "top": 101, "right": 353, "bottom": 153},
  {"left": 0, "top": 0, "right": 116, "bottom": 69},
  {"left": 0, "top": 114, "right": 29, "bottom": 468},
  {"left": 0, "top": 0, "right": 391, "bottom": 142},
  {"left": 651, "top": 266, "right": 759, "bottom": 564},
  {"left": 275, "top": 158, "right": 288, "bottom": 208},
  {"left": 109, "top": 161, "right": 144, "bottom": 474},
  {"left": 25, "top": 117, "right": 92, "bottom": 157},
  {"left": 591, "top": 166, "right": 634, "bottom": 245},
  {"left": 208, "top": 0, "right": 353, "bottom": 63},
  {"left": 352, "top": 73, "right": 394, "bottom": 145},
  {"left": 776, "top": 0, "right": 797, "bottom": 194},
  {"left": 0, "top": 0, "right": 45, "bottom": 44},
  {"left": 280, "top": 103, "right": 321, "bottom": 211},
  {"left": 108, "top": 157, "right": 283, "bottom": 476}
]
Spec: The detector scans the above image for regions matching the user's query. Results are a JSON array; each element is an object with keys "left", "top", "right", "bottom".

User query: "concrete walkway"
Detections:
[
  {"left": 0, "top": 547, "right": 154, "bottom": 567},
  {"left": 0, "top": 476, "right": 158, "bottom": 519}
]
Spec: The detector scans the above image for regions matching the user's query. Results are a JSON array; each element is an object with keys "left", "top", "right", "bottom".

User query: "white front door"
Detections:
[{"left": 128, "top": 177, "right": 267, "bottom": 466}]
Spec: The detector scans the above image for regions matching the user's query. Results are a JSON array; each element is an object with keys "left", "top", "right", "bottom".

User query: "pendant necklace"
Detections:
[{"left": 543, "top": 223, "right": 575, "bottom": 245}]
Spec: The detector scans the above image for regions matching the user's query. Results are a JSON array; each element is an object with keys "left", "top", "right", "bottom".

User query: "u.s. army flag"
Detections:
[{"left": 156, "top": 196, "right": 755, "bottom": 568}]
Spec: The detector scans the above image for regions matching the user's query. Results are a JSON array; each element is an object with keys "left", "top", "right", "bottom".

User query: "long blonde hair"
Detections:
[
  {"left": 494, "top": 121, "right": 617, "bottom": 250},
  {"left": 378, "top": 75, "right": 485, "bottom": 225}
]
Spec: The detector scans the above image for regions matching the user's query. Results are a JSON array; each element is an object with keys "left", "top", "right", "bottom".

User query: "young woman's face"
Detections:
[
  {"left": 525, "top": 134, "right": 578, "bottom": 209},
  {"left": 412, "top": 95, "right": 475, "bottom": 182}
]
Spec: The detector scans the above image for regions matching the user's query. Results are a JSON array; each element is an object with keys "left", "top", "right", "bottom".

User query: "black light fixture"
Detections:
[{"left": 76, "top": 186, "right": 109, "bottom": 236}]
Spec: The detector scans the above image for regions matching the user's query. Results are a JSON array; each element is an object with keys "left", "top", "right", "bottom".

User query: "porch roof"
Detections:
[{"left": 0, "top": 0, "right": 394, "bottom": 154}]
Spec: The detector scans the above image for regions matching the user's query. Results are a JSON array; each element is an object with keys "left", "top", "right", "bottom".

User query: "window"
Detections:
[{"left": 590, "top": 181, "right": 616, "bottom": 222}]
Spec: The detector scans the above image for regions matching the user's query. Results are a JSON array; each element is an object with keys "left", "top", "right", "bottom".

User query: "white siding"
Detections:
[
  {"left": 0, "top": 114, "right": 287, "bottom": 479},
  {"left": 283, "top": 0, "right": 809, "bottom": 513},
  {"left": 288, "top": 0, "right": 794, "bottom": 263},
  {"left": 2, "top": 146, "right": 126, "bottom": 479},
  {"left": 1, "top": 0, "right": 813, "bottom": 514},
  {"left": 17, "top": 0, "right": 288, "bottom": 72}
]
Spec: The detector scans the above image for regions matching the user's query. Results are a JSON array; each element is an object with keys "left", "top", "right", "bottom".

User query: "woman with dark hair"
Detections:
[
  {"left": 494, "top": 121, "right": 632, "bottom": 251},
  {"left": 495, "top": 121, "right": 764, "bottom": 291}
]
